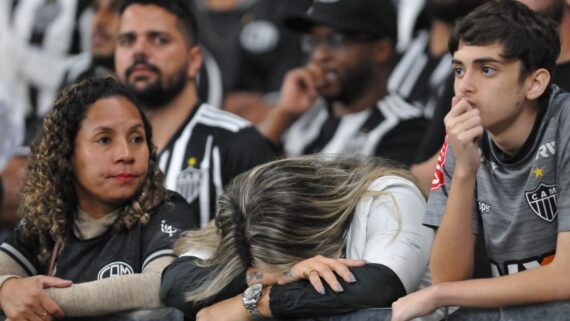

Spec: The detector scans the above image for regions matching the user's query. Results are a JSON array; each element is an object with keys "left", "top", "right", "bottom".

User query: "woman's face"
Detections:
[{"left": 72, "top": 96, "right": 149, "bottom": 217}]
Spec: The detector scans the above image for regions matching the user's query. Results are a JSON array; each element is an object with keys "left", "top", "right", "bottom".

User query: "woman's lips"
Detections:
[{"left": 112, "top": 174, "right": 137, "bottom": 182}]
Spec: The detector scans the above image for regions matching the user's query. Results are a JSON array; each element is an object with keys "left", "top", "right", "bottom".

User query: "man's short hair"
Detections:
[
  {"left": 449, "top": 0, "right": 560, "bottom": 79},
  {"left": 119, "top": 0, "right": 199, "bottom": 47}
]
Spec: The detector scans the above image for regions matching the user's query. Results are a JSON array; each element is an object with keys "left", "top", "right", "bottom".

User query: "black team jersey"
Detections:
[
  {"left": 283, "top": 96, "right": 428, "bottom": 167},
  {"left": 158, "top": 102, "right": 275, "bottom": 227},
  {"left": 0, "top": 192, "right": 197, "bottom": 282}
]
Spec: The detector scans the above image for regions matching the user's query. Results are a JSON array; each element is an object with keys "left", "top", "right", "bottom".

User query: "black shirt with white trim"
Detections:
[
  {"left": 158, "top": 102, "right": 275, "bottom": 227},
  {"left": 283, "top": 95, "right": 428, "bottom": 166},
  {"left": 0, "top": 191, "right": 196, "bottom": 282}
]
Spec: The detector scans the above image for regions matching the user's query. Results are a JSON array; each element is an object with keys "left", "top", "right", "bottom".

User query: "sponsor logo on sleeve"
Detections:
[
  {"left": 431, "top": 136, "right": 449, "bottom": 192},
  {"left": 525, "top": 183, "right": 557, "bottom": 222},
  {"left": 161, "top": 220, "right": 180, "bottom": 237}
]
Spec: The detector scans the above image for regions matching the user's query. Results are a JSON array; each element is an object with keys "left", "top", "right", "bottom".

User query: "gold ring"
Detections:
[{"left": 303, "top": 266, "right": 317, "bottom": 279}]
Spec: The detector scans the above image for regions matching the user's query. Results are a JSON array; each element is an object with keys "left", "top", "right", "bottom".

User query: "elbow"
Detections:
[{"left": 159, "top": 263, "right": 192, "bottom": 313}]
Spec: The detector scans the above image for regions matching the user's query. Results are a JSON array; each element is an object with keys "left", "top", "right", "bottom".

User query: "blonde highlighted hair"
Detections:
[{"left": 175, "top": 154, "right": 424, "bottom": 302}]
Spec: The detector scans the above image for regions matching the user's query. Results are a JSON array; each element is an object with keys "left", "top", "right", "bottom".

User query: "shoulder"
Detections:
[
  {"left": 376, "top": 94, "right": 424, "bottom": 121},
  {"left": 150, "top": 191, "right": 196, "bottom": 225},
  {"left": 195, "top": 103, "right": 253, "bottom": 133},
  {"left": 141, "top": 191, "right": 198, "bottom": 243},
  {"left": 355, "top": 175, "right": 426, "bottom": 220},
  {"left": 195, "top": 104, "right": 275, "bottom": 152},
  {"left": 63, "top": 53, "right": 92, "bottom": 81},
  {"left": 367, "top": 175, "right": 424, "bottom": 199}
]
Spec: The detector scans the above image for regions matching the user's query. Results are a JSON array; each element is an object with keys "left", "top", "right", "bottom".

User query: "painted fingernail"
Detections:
[
  {"left": 336, "top": 284, "right": 344, "bottom": 292},
  {"left": 348, "top": 273, "right": 357, "bottom": 283},
  {"left": 319, "top": 287, "right": 326, "bottom": 295}
]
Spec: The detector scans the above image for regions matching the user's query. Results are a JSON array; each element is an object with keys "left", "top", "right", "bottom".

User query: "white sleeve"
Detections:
[{"left": 346, "top": 176, "right": 434, "bottom": 294}]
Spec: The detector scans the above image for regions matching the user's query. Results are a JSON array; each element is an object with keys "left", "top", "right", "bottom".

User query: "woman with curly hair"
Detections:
[
  {"left": 0, "top": 77, "right": 197, "bottom": 320},
  {"left": 161, "top": 155, "right": 434, "bottom": 321}
]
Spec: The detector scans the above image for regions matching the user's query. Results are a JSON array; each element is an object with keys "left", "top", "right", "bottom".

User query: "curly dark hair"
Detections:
[{"left": 19, "top": 77, "right": 166, "bottom": 265}]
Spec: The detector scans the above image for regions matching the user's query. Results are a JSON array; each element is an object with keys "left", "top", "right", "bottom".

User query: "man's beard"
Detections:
[
  {"left": 125, "top": 59, "right": 189, "bottom": 110},
  {"left": 325, "top": 59, "right": 375, "bottom": 106}
]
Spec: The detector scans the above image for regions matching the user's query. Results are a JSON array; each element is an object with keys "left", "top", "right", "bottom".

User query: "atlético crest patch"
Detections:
[{"left": 525, "top": 183, "right": 558, "bottom": 223}]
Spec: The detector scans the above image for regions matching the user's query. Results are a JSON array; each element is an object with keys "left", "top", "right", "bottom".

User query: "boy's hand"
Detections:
[{"left": 444, "top": 96, "right": 483, "bottom": 178}]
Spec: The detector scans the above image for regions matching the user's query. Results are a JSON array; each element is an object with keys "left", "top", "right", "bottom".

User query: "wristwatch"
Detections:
[{"left": 242, "top": 283, "right": 264, "bottom": 320}]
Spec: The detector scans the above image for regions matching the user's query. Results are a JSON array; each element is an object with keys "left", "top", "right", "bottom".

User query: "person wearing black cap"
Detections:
[{"left": 257, "top": 0, "right": 427, "bottom": 166}]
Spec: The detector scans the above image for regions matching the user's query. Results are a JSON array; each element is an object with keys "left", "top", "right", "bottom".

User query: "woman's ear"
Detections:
[{"left": 525, "top": 68, "right": 550, "bottom": 100}]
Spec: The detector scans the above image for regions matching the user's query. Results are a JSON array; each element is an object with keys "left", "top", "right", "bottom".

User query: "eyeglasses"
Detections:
[{"left": 301, "top": 33, "right": 377, "bottom": 53}]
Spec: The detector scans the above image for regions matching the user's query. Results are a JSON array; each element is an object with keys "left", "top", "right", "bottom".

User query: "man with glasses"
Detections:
[{"left": 258, "top": 0, "right": 427, "bottom": 165}]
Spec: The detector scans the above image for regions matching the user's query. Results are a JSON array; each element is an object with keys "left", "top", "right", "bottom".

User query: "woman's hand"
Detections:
[
  {"left": 196, "top": 295, "right": 248, "bottom": 321},
  {"left": 0, "top": 276, "right": 72, "bottom": 321},
  {"left": 247, "top": 255, "right": 364, "bottom": 295}
]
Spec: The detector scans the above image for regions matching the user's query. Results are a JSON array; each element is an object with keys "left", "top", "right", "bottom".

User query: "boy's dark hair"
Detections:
[
  {"left": 119, "top": 0, "right": 199, "bottom": 47},
  {"left": 449, "top": 0, "right": 560, "bottom": 81}
]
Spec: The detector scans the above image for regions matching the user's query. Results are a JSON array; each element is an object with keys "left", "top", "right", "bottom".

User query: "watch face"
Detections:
[{"left": 244, "top": 283, "right": 263, "bottom": 300}]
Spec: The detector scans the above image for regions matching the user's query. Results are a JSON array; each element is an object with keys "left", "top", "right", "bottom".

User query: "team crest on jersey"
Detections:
[
  {"left": 97, "top": 262, "right": 134, "bottom": 280},
  {"left": 431, "top": 136, "right": 449, "bottom": 191},
  {"left": 176, "top": 166, "right": 202, "bottom": 203},
  {"left": 525, "top": 183, "right": 558, "bottom": 222}
]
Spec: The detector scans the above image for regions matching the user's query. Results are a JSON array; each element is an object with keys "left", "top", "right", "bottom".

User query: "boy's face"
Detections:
[{"left": 452, "top": 42, "right": 534, "bottom": 134}]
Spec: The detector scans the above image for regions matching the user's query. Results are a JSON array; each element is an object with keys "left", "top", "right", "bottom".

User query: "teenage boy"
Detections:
[{"left": 391, "top": 1, "right": 570, "bottom": 320}]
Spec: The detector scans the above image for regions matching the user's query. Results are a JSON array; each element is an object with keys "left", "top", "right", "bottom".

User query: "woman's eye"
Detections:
[
  {"left": 130, "top": 135, "right": 146, "bottom": 144},
  {"left": 97, "top": 137, "right": 111, "bottom": 145}
]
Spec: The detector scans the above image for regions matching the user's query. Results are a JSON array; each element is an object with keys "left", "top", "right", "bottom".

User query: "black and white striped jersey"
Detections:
[
  {"left": 158, "top": 102, "right": 275, "bottom": 227},
  {"left": 283, "top": 95, "right": 428, "bottom": 166},
  {"left": 388, "top": 30, "right": 453, "bottom": 120}
]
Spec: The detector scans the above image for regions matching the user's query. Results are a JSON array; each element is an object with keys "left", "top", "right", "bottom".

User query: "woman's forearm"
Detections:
[
  {"left": 46, "top": 256, "right": 173, "bottom": 317},
  {"left": 267, "top": 264, "right": 406, "bottom": 319},
  {"left": 160, "top": 256, "right": 248, "bottom": 316}
]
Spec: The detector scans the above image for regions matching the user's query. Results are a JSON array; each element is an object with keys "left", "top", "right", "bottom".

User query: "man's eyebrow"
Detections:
[
  {"left": 451, "top": 57, "right": 504, "bottom": 65},
  {"left": 473, "top": 57, "right": 503, "bottom": 64},
  {"left": 117, "top": 31, "right": 134, "bottom": 38}
]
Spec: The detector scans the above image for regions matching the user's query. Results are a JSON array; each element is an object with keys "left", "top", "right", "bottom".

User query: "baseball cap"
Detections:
[{"left": 284, "top": 0, "right": 398, "bottom": 42}]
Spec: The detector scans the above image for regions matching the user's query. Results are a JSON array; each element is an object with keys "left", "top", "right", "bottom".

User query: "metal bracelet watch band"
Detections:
[{"left": 242, "top": 283, "right": 264, "bottom": 320}]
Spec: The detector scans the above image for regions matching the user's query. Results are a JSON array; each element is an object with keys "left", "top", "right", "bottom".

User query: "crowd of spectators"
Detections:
[{"left": 0, "top": 0, "right": 569, "bottom": 320}]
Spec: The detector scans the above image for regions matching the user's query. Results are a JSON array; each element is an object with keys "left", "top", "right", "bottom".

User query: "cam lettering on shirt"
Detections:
[{"left": 97, "top": 261, "right": 134, "bottom": 280}]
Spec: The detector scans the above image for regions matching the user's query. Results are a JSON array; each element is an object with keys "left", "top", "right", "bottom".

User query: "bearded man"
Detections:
[{"left": 115, "top": 0, "right": 275, "bottom": 226}]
